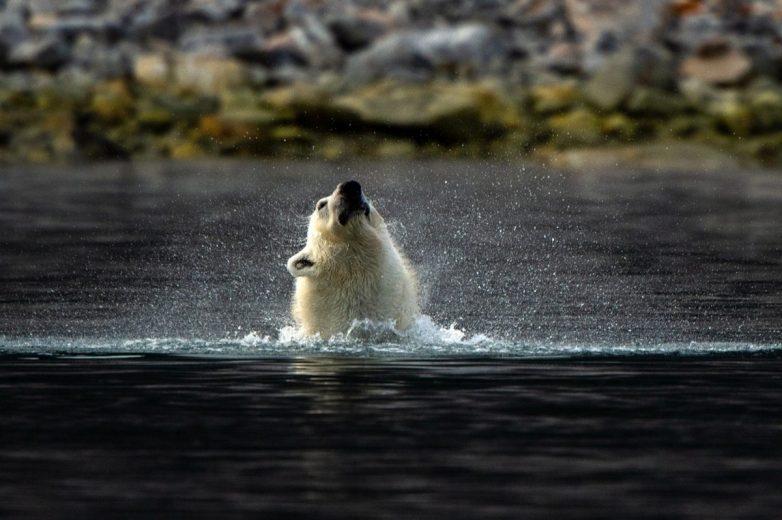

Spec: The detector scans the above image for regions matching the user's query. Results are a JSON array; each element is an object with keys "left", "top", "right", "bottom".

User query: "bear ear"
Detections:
[{"left": 287, "top": 250, "right": 316, "bottom": 277}]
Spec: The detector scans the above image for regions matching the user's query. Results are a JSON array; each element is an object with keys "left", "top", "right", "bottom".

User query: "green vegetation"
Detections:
[{"left": 2, "top": 76, "right": 782, "bottom": 167}]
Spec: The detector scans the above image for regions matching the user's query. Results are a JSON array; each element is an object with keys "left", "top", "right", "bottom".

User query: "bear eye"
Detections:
[{"left": 316, "top": 200, "right": 327, "bottom": 211}]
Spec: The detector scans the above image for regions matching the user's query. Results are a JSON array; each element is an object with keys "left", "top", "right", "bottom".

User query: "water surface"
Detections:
[{"left": 1, "top": 161, "right": 781, "bottom": 518}]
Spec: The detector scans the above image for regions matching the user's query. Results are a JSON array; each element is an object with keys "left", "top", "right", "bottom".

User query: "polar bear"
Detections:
[{"left": 286, "top": 180, "right": 419, "bottom": 338}]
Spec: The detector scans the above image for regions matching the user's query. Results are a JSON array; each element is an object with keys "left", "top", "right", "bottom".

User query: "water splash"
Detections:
[{"left": 1, "top": 316, "right": 780, "bottom": 359}]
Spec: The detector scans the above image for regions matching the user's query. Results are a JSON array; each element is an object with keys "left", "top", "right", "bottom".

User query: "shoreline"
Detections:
[
  {"left": 1, "top": 77, "right": 780, "bottom": 168},
  {"left": 2, "top": 1, "right": 782, "bottom": 167},
  {"left": 0, "top": 142, "right": 769, "bottom": 175}
]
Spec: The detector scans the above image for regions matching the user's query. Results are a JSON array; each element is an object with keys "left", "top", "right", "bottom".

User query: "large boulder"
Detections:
[
  {"left": 332, "top": 81, "right": 519, "bottom": 141},
  {"left": 327, "top": 9, "right": 395, "bottom": 52},
  {"left": 7, "top": 36, "right": 71, "bottom": 69},
  {"left": 583, "top": 45, "right": 674, "bottom": 110},
  {"left": 345, "top": 24, "right": 504, "bottom": 83},
  {"left": 679, "top": 38, "right": 752, "bottom": 86}
]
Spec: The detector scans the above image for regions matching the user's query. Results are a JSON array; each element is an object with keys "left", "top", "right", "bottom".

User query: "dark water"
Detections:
[
  {"left": 1, "top": 161, "right": 781, "bottom": 518},
  {"left": 2, "top": 356, "right": 781, "bottom": 519}
]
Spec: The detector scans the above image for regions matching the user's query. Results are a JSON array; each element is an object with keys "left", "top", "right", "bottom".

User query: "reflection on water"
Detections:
[{"left": 2, "top": 356, "right": 782, "bottom": 519}]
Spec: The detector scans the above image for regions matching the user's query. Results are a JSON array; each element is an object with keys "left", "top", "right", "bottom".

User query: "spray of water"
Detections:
[{"left": 1, "top": 315, "right": 780, "bottom": 359}]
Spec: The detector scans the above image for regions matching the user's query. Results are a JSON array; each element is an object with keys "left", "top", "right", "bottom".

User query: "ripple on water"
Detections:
[{"left": 1, "top": 316, "right": 780, "bottom": 359}]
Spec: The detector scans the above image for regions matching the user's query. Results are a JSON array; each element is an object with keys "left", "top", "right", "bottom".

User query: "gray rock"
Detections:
[
  {"left": 565, "top": 0, "right": 667, "bottom": 72},
  {"left": 245, "top": 65, "right": 270, "bottom": 87},
  {"left": 396, "top": 0, "right": 504, "bottom": 24},
  {"left": 8, "top": 36, "right": 71, "bottom": 69},
  {"left": 258, "top": 32, "right": 310, "bottom": 68},
  {"left": 259, "top": 14, "right": 341, "bottom": 70},
  {"left": 501, "top": 0, "right": 569, "bottom": 30},
  {"left": 266, "top": 64, "right": 310, "bottom": 86},
  {"left": 71, "top": 34, "right": 134, "bottom": 78},
  {"left": 56, "top": 64, "right": 102, "bottom": 93},
  {"left": 7, "top": 0, "right": 54, "bottom": 14},
  {"left": 57, "top": 0, "right": 106, "bottom": 15},
  {"left": 243, "top": 3, "right": 286, "bottom": 35},
  {"left": 33, "top": 15, "right": 122, "bottom": 39},
  {"left": 346, "top": 23, "right": 504, "bottom": 83},
  {"left": 541, "top": 41, "right": 582, "bottom": 74},
  {"left": 187, "top": 0, "right": 245, "bottom": 24},
  {"left": 741, "top": 37, "right": 782, "bottom": 79},
  {"left": 668, "top": 12, "right": 724, "bottom": 52},
  {"left": 178, "top": 25, "right": 264, "bottom": 61},
  {"left": 584, "top": 44, "right": 674, "bottom": 110},
  {"left": 296, "top": 14, "right": 342, "bottom": 68},
  {"left": 328, "top": 10, "right": 394, "bottom": 52},
  {"left": 0, "top": 10, "right": 28, "bottom": 62},
  {"left": 125, "top": 0, "right": 195, "bottom": 41}
]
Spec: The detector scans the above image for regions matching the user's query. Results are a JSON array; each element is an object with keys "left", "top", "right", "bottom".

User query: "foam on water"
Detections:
[{"left": 1, "top": 316, "right": 780, "bottom": 358}]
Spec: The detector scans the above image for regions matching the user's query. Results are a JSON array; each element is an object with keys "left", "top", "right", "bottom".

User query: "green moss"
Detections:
[
  {"left": 664, "top": 115, "right": 715, "bottom": 138},
  {"left": 89, "top": 80, "right": 135, "bottom": 123},
  {"left": 529, "top": 82, "right": 580, "bottom": 115},
  {"left": 548, "top": 108, "right": 604, "bottom": 147},
  {"left": 601, "top": 113, "right": 638, "bottom": 140},
  {"left": 625, "top": 88, "right": 689, "bottom": 117},
  {"left": 0, "top": 90, "right": 37, "bottom": 110},
  {"left": 3, "top": 76, "right": 782, "bottom": 166},
  {"left": 711, "top": 97, "right": 753, "bottom": 137},
  {"left": 747, "top": 88, "right": 782, "bottom": 132}
]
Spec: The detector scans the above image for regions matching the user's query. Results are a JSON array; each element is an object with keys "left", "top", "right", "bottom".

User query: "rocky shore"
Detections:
[{"left": 1, "top": 0, "right": 782, "bottom": 166}]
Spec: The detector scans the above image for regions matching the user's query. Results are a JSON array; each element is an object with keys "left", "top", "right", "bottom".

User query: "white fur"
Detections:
[{"left": 287, "top": 184, "right": 419, "bottom": 338}]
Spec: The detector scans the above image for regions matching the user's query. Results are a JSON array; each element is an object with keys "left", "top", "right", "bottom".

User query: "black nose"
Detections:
[{"left": 337, "top": 180, "right": 362, "bottom": 198}]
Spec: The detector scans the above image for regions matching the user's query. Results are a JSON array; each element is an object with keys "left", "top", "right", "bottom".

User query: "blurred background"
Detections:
[{"left": 1, "top": 0, "right": 781, "bottom": 167}]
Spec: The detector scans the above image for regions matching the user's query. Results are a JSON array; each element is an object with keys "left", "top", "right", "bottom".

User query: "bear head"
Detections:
[{"left": 287, "top": 180, "right": 386, "bottom": 278}]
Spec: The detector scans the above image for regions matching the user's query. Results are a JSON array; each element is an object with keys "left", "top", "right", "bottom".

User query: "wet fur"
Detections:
[{"left": 287, "top": 185, "right": 419, "bottom": 338}]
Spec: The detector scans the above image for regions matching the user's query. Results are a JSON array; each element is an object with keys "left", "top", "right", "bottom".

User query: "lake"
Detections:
[{"left": 1, "top": 160, "right": 781, "bottom": 518}]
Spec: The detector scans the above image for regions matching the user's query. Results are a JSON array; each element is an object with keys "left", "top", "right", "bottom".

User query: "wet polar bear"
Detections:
[{"left": 287, "top": 180, "right": 419, "bottom": 338}]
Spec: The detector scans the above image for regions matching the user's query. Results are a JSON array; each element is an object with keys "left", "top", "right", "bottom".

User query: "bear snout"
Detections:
[
  {"left": 337, "top": 180, "right": 362, "bottom": 198},
  {"left": 335, "top": 180, "right": 370, "bottom": 226}
]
